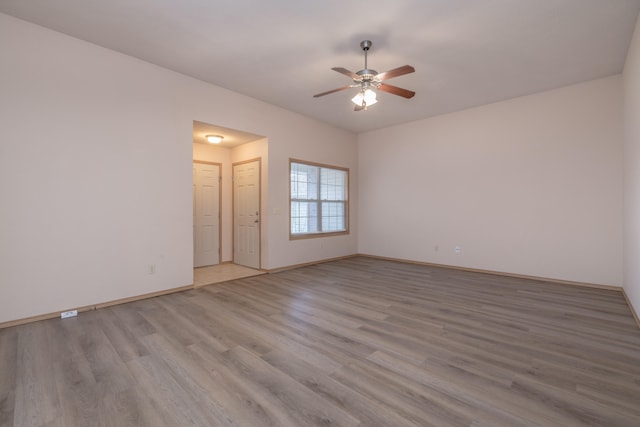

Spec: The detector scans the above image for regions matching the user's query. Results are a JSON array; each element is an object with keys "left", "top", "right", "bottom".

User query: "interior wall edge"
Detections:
[
  {"left": 0, "top": 284, "right": 194, "bottom": 330},
  {"left": 4, "top": 255, "right": 637, "bottom": 331},
  {"left": 264, "top": 254, "right": 359, "bottom": 274},
  {"left": 623, "top": 289, "right": 640, "bottom": 330},
  {"left": 360, "top": 253, "right": 640, "bottom": 330},
  {"left": 268, "top": 252, "right": 638, "bottom": 329},
  {"left": 358, "top": 253, "right": 625, "bottom": 292}
]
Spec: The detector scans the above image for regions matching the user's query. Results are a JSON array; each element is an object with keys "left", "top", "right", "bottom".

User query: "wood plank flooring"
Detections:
[{"left": 2, "top": 257, "right": 640, "bottom": 426}]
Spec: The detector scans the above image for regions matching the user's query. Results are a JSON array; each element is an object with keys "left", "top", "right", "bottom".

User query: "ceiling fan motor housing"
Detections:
[{"left": 356, "top": 69, "right": 378, "bottom": 84}]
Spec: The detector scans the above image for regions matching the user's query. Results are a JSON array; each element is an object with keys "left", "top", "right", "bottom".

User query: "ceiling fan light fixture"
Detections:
[
  {"left": 351, "top": 89, "right": 377, "bottom": 107},
  {"left": 206, "top": 135, "right": 223, "bottom": 144},
  {"left": 313, "top": 40, "right": 415, "bottom": 110}
]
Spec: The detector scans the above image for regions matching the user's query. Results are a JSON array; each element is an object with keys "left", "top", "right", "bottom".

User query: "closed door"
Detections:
[
  {"left": 233, "top": 159, "right": 260, "bottom": 269},
  {"left": 193, "top": 162, "right": 220, "bottom": 268}
]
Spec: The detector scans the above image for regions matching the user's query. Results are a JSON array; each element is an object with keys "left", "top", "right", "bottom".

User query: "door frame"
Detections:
[
  {"left": 232, "top": 157, "right": 261, "bottom": 269},
  {"left": 193, "top": 160, "right": 222, "bottom": 267}
]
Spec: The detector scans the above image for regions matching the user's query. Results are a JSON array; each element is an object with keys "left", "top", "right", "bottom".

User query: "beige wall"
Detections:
[
  {"left": 358, "top": 76, "right": 623, "bottom": 286},
  {"left": 1, "top": 9, "right": 632, "bottom": 324},
  {"left": 0, "top": 13, "right": 357, "bottom": 323},
  {"left": 623, "top": 14, "right": 640, "bottom": 317},
  {"left": 266, "top": 120, "right": 359, "bottom": 268}
]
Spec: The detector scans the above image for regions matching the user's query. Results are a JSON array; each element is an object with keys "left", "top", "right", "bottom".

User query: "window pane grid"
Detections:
[
  {"left": 291, "top": 164, "right": 318, "bottom": 199},
  {"left": 320, "top": 169, "right": 346, "bottom": 200},
  {"left": 290, "top": 161, "right": 348, "bottom": 236},
  {"left": 291, "top": 201, "right": 318, "bottom": 234},
  {"left": 321, "top": 201, "right": 345, "bottom": 231}
]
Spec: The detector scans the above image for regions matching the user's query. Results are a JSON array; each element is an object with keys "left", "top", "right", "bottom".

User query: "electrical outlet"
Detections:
[
  {"left": 61, "top": 310, "right": 78, "bottom": 319},
  {"left": 149, "top": 264, "right": 156, "bottom": 274},
  {"left": 454, "top": 246, "right": 462, "bottom": 253}
]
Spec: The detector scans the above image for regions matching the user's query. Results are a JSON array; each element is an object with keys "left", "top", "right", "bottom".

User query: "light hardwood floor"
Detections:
[
  {"left": 193, "top": 263, "right": 265, "bottom": 287},
  {"left": 1, "top": 257, "right": 640, "bottom": 426}
]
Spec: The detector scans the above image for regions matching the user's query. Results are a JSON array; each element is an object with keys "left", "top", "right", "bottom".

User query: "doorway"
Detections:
[
  {"left": 233, "top": 158, "right": 261, "bottom": 269},
  {"left": 193, "top": 161, "right": 221, "bottom": 267}
]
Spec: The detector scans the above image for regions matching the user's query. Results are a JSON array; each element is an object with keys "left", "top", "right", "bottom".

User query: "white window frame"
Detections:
[{"left": 289, "top": 159, "right": 349, "bottom": 239}]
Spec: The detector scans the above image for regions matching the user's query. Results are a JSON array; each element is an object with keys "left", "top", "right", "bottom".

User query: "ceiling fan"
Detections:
[{"left": 313, "top": 40, "right": 415, "bottom": 111}]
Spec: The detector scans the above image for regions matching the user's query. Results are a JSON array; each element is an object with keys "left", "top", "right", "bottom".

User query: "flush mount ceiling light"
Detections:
[
  {"left": 314, "top": 40, "right": 415, "bottom": 111},
  {"left": 206, "top": 135, "right": 223, "bottom": 144}
]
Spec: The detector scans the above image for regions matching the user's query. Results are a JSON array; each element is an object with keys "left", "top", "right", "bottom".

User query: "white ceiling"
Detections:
[{"left": 1, "top": 0, "right": 639, "bottom": 133}]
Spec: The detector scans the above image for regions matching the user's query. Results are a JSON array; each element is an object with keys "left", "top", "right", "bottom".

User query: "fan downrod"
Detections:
[{"left": 359, "top": 40, "right": 375, "bottom": 76}]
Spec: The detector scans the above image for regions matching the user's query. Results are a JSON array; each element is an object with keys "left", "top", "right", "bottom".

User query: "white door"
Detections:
[
  {"left": 233, "top": 159, "right": 260, "bottom": 269},
  {"left": 193, "top": 162, "right": 220, "bottom": 268}
]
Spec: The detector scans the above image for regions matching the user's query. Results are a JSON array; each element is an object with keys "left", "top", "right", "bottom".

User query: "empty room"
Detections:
[{"left": 1, "top": 1, "right": 640, "bottom": 426}]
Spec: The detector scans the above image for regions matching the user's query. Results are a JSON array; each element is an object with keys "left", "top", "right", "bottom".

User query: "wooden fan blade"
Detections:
[
  {"left": 378, "top": 83, "right": 415, "bottom": 99},
  {"left": 332, "top": 67, "right": 359, "bottom": 79},
  {"left": 375, "top": 65, "right": 415, "bottom": 81},
  {"left": 313, "top": 85, "right": 352, "bottom": 98}
]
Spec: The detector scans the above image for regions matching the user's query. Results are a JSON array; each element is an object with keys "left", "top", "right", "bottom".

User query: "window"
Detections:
[{"left": 290, "top": 159, "right": 349, "bottom": 238}]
